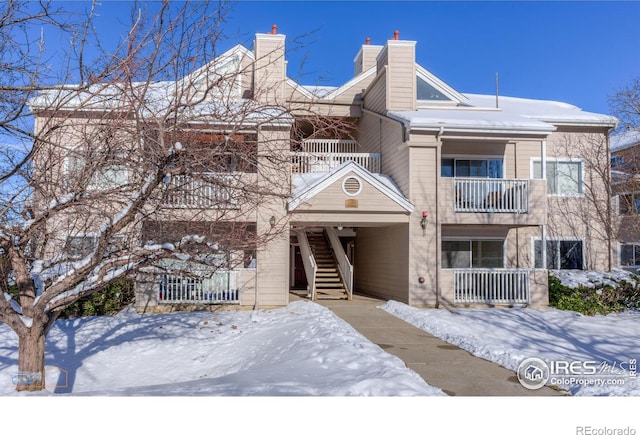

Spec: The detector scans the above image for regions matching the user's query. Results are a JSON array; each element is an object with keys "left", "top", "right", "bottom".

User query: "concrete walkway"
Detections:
[{"left": 308, "top": 294, "right": 566, "bottom": 396}]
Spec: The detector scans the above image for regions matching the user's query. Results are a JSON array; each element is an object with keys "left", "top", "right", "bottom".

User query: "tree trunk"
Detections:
[{"left": 16, "top": 327, "right": 46, "bottom": 391}]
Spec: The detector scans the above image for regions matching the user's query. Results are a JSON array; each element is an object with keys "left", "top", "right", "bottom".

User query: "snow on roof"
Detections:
[
  {"left": 30, "top": 81, "right": 293, "bottom": 126},
  {"left": 463, "top": 93, "right": 618, "bottom": 127},
  {"left": 300, "top": 85, "right": 339, "bottom": 98},
  {"left": 388, "top": 107, "right": 556, "bottom": 135},
  {"left": 611, "top": 128, "right": 640, "bottom": 152}
]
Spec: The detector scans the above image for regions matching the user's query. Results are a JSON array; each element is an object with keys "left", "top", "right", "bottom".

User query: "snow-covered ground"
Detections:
[
  {"left": 0, "top": 300, "right": 439, "bottom": 396},
  {"left": 1, "top": 293, "right": 638, "bottom": 433},
  {"left": 382, "top": 301, "right": 640, "bottom": 396}
]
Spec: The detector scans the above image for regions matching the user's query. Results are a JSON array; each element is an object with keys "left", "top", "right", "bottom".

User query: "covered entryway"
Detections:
[{"left": 288, "top": 161, "right": 414, "bottom": 301}]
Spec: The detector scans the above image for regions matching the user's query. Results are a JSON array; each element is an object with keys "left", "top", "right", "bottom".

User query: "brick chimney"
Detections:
[{"left": 253, "top": 25, "right": 286, "bottom": 104}]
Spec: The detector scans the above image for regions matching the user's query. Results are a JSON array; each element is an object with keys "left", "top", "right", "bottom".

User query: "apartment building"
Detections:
[
  {"left": 611, "top": 128, "right": 640, "bottom": 271},
  {"left": 29, "top": 28, "right": 618, "bottom": 311}
]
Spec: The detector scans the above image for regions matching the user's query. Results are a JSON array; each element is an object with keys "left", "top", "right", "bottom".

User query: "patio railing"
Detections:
[
  {"left": 454, "top": 178, "right": 529, "bottom": 213},
  {"left": 166, "top": 174, "right": 239, "bottom": 208},
  {"left": 158, "top": 270, "right": 240, "bottom": 304},
  {"left": 454, "top": 269, "right": 530, "bottom": 305}
]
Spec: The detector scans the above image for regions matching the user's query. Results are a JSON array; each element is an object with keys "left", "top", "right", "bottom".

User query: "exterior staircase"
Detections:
[{"left": 306, "top": 230, "right": 348, "bottom": 300}]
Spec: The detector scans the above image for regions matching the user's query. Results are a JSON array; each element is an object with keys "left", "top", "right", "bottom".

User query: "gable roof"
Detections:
[{"left": 288, "top": 161, "right": 414, "bottom": 213}]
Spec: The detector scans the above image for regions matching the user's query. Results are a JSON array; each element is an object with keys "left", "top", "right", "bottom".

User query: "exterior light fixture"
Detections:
[
  {"left": 269, "top": 216, "right": 276, "bottom": 228},
  {"left": 420, "top": 211, "right": 428, "bottom": 230}
]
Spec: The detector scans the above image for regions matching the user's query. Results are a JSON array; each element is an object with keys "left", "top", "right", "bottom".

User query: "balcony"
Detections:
[
  {"left": 165, "top": 173, "right": 240, "bottom": 209},
  {"left": 440, "top": 268, "right": 548, "bottom": 307},
  {"left": 290, "top": 139, "right": 380, "bottom": 173},
  {"left": 440, "top": 178, "right": 547, "bottom": 225}
]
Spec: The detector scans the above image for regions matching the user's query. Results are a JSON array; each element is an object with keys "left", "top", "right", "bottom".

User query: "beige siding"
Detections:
[
  {"left": 385, "top": 41, "right": 416, "bottom": 111},
  {"left": 293, "top": 173, "right": 409, "bottom": 214},
  {"left": 354, "top": 224, "right": 409, "bottom": 302},
  {"left": 254, "top": 34, "right": 286, "bottom": 104},
  {"left": 362, "top": 68, "right": 387, "bottom": 113},
  {"left": 407, "top": 143, "right": 440, "bottom": 307},
  {"left": 357, "top": 113, "right": 410, "bottom": 196}
]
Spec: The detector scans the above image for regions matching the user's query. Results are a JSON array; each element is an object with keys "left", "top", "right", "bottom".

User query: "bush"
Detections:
[
  {"left": 59, "top": 279, "right": 135, "bottom": 318},
  {"left": 549, "top": 274, "right": 640, "bottom": 316}
]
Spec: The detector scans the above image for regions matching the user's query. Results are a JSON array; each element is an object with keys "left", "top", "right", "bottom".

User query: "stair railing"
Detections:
[
  {"left": 295, "top": 229, "right": 317, "bottom": 300},
  {"left": 325, "top": 227, "right": 353, "bottom": 300}
]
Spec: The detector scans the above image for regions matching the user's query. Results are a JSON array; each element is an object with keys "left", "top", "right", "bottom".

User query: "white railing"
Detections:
[
  {"left": 158, "top": 270, "right": 241, "bottom": 304},
  {"left": 325, "top": 227, "right": 353, "bottom": 300},
  {"left": 454, "top": 178, "right": 529, "bottom": 213},
  {"left": 295, "top": 230, "right": 317, "bottom": 300},
  {"left": 166, "top": 174, "right": 239, "bottom": 208},
  {"left": 290, "top": 152, "right": 381, "bottom": 173},
  {"left": 302, "top": 139, "right": 359, "bottom": 154},
  {"left": 454, "top": 269, "right": 530, "bottom": 305}
]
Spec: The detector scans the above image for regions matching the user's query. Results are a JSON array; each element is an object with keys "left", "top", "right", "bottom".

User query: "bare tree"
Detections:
[
  {"left": 0, "top": 0, "right": 332, "bottom": 391},
  {"left": 545, "top": 132, "right": 616, "bottom": 271},
  {"left": 610, "top": 77, "right": 640, "bottom": 131}
]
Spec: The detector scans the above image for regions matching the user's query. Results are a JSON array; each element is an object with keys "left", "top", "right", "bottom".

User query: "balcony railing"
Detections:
[
  {"left": 454, "top": 178, "right": 529, "bottom": 213},
  {"left": 290, "top": 152, "right": 381, "bottom": 173},
  {"left": 158, "top": 270, "right": 240, "bottom": 304},
  {"left": 166, "top": 174, "right": 239, "bottom": 208},
  {"left": 454, "top": 269, "right": 530, "bottom": 305},
  {"left": 302, "top": 139, "right": 359, "bottom": 154}
]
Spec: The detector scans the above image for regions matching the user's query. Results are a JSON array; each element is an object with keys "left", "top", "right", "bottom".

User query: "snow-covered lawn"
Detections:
[
  {"left": 0, "top": 300, "right": 440, "bottom": 396},
  {"left": 382, "top": 301, "right": 640, "bottom": 396}
]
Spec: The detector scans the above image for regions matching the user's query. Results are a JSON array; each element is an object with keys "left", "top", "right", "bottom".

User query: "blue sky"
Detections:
[{"left": 69, "top": 1, "right": 640, "bottom": 115}]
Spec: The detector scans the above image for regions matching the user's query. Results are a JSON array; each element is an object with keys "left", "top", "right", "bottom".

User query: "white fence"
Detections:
[
  {"left": 302, "top": 139, "right": 359, "bottom": 154},
  {"left": 454, "top": 269, "right": 530, "bottom": 305},
  {"left": 158, "top": 270, "right": 240, "bottom": 304},
  {"left": 454, "top": 178, "right": 529, "bottom": 213},
  {"left": 290, "top": 152, "right": 381, "bottom": 173},
  {"left": 166, "top": 174, "right": 239, "bottom": 208}
]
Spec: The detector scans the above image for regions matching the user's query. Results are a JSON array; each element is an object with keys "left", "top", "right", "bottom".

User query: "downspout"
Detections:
[
  {"left": 435, "top": 130, "right": 442, "bottom": 308},
  {"left": 541, "top": 139, "right": 547, "bottom": 270}
]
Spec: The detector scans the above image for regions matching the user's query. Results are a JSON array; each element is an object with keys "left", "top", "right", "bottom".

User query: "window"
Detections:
[
  {"left": 618, "top": 193, "right": 640, "bottom": 215},
  {"left": 441, "top": 158, "right": 503, "bottom": 178},
  {"left": 417, "top": 77, "right": 450, "bottom": 101},
  {"left": 611, "top": 155, "right": 625, "bottom": 170},
  {"left": 65, "top": 235, "right": 97, "bottom": 259},
  {"left": 532, "top": 160, "right": 583, "bottom": 196},
  {"left": 442, "top": 240, "right": 504, "bottom": 268},
  {"left": 64, "top": 155, "right": 129, "bottom": 190},
  {"left": 620, "top": 244, "right": 640, "bottom": 267},
  {"left": 534, "top": 239, "right": 584, "bottom": 270}
]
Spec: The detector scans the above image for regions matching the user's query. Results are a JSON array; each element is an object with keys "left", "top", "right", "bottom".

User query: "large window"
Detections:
[
  {"left": 532, "top": 159, "right": 583, "bottom": 196},
  {"left": 441, "top": 158, "right": 503, "bottom": 178},
  {"left": 619, "top": 244, "right": 640, "bottom": 267},
  {"left": 442, "top": 240, "right": 504, "bottom": 268},
  {"left": 534, "top": 239, "right": 584, "bottom": 270}
]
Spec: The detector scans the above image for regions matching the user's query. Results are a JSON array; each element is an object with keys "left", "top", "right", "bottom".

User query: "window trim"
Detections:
[
  {"left": 532, "top": 237, "right": 585, "bottom": 270},
  {"left": 618, "top": 242, "right": 640, "bottom": 268},
  {"left": 531, "top": 157, "right": 585, "bottom": 197},
  {"left": 441, "top": 155, "right": 506, "bottom": 179},
  {"left": 441, "top": 237, "right": 506, "bottom": 269}
]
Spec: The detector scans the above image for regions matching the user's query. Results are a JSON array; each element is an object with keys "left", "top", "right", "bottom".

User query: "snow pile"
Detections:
[
  {"left": 382, "top": 300, "right": 640, "bottom": 396},
  {"left": 551, "top": 269, "right": 639, "bottom": 289},
  {"left": 0, "top": 300, "right": 440, "bottom": 396}
]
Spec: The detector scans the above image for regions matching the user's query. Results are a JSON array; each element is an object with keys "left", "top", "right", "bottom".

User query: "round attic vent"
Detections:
[{"left": 342, "top": 176, "right": 362, "bottom": 196}]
